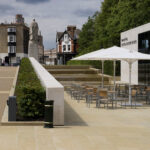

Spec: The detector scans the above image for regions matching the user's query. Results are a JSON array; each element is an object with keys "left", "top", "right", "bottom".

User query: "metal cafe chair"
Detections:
[
  {"left": 86, "top": 87, "right": 98, "bottom": 107},
  {"left": 96, "top": 89, "right": 117, "bottom": 109},
  {"left": 146, "top": 89, "right": 150, "bottom": 104}
]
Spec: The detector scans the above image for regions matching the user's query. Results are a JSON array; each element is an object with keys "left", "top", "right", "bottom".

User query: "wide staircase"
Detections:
[{"left": 44, "top": 65, "right": 111, "bottom": 86}]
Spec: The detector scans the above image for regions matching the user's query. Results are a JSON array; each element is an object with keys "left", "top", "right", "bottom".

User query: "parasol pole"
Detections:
[
  {"left": 101, "top": 60, "right": 104, "bottom": 88},
  {"left": 113, "top": 60, "right": 116, "bottom": 99},
  {"left": 128, "top": 61, "right": 132, "bottom": 104}
]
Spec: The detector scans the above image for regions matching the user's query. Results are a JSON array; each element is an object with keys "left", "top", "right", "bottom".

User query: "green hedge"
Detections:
[{"left": 15, "top": 58, "right": 46, "bottom": 119}]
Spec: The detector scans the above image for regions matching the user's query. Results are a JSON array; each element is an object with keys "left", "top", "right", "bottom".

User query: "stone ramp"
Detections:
[{"left": 0, "top": 67, "right": 17, "bottom": 122}]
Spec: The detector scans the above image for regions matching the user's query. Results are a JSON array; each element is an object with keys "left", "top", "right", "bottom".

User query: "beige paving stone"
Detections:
[
  {"left": 0, "top": 79, "right": 150, "bottom": 150},
  {"left": 0, "top": 67, "right": 17, "bottom": 77},
  {"left": 0, "top": 78, "right": 14, "bottom": 91},
  {"left": 0, "top": 135, "right": 17, "bottom": 150},
  {"left": 17, "top": 134, "right": 36, "bottom": 150}
]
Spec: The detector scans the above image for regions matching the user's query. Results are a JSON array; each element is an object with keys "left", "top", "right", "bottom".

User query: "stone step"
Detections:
[
  {"left": 52, "top": 74, "right": 100, "bottom": 78},
  {"left": 60, "top": 81, "right": 103, "bottom": 87},
  {"left": 44, "top": 65, "right": 110, "bottom": 85},
  {"left": 53, "top": 76, "right": 109, "bottom": 82},
  {"left": 44, "top": 65, "right": 90, "bottom": 70},
  {"left": 47, "top": 69, "right": 97, "bottom": 74}
]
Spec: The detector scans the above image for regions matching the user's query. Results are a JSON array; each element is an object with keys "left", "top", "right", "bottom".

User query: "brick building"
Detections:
[
  {"left": 0, "top": 14, "right": 29, "bottom": 65},
  {"left": 56, "top": 25, "right": 80, "bottom": 64}
]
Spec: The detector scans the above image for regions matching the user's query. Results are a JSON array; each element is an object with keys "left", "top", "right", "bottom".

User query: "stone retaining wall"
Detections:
[{"left": 29, "top": 57, "right": 64, "bottom": 125}]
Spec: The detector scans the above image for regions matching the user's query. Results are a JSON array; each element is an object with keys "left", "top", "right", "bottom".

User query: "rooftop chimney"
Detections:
[
  {"left": 15, "top": 14, "right": 24, "bottom": 24},
  {"left": 67, "top": 25, "right": 76, "bottom": 32},
  {"left": 67, "top": 25, "right": 76, "bottom": 38}
]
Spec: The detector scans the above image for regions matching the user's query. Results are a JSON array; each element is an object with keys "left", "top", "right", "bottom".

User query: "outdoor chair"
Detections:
[
  {"left": 112, "top": 91, "right": 128, "bottom": 108},
  {"left": 86, "top": 87, "right": 98, "bottom": 107},
  {"left": 96, "top": 89, "right": 117, "bottom": 109},
  {"left": 146, "top": 90, "right": 150, "bottom": 104},
  {"left": 135, "top": 87, "right": 147, "bottom": 102},
  {"left": 68, "top": 83, "right": 80, "bottom": 99},
  {"left": 116, "top": 84, "right": 128, "bottom": 98},
  {"left": 130, "top": 89, "right": 137, "bottom": 108},
  {"left": 75, "top": 85, "right": 89, "bottom": 102},
  {"left": 65, "top": 84, "right": 75, "bottom": 96},
  {"left": 118, "top": 89, "right": 137, "bottom": 108},
  {"left": 72, "top": 84, "right": 91, "bottom": 102},
  {"left": 71, "top": 84, "right": 82, "bottom": 100}
]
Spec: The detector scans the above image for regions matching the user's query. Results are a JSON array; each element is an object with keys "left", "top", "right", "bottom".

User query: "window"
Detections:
[
  {"left": 64, "top": 34, "right": 68, "bottom": 39},
  {"left": 8, "top": 46, "right": 16, "bottom": 53},
  {"left": 63, "top": 45, "right": 66, "bottom": 51},
  {"left": 7, "top": 27, "right": 16, "bottom": 32},
  {"left": 138, "top": 31, "right": 150, "bottom": 84},
  {"left": 8, "top": 35, "right": 16, "bottom": 42},
  {"left": 9, "top": 35, "right": 14, "bottom": 42},
  {"left": 142, "top": 40, "right": 149, "bottom": 49},
  {"left": 68, "top": 45, "right": 71, "bottom": 51},
  {"left": 138, "top": 31, "right": 150, "bottom": 53},
  {"left": 64, "top": 34, "right": 69, "bottom": 43}
]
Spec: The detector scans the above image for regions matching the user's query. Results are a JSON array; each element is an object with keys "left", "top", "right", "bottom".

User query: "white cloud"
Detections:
[{"left": 0, "top": 0, "right": 102, "bottom": 49}]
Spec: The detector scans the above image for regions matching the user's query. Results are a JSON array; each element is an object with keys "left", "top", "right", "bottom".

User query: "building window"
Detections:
[
  {"left": 7, "top": 27, "right": 16, "bottom": 32},
  {"left": 138, "top": 31, "right": 150, "bottom": 84},
  {"left": 142, "top": 40, "right": 149, "bottom": 49},
  {"left": 63, "top": 45, "right": 66, "bottom": 51},
  {"left": 64, "top": 34, "right": 69, "bottom": 43},
  {"left": 64, "top": 34, "right": 68, "bottom": 40},
  {"left": 138, "top": 31, "right": 150, "bottom": 53},
  {"left": 8, "top": 35, "right": 16, "bottom": 42},
  {"left": 68, "top": 45, "right": 71, "bottom": 51},
  {"left": 8, "top": 46, "right": 16, "bottom": 53}
]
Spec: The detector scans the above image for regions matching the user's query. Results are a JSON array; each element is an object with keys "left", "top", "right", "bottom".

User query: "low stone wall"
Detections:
[{"left": 29, "top": 57, "right": 64, "bottom": 125}]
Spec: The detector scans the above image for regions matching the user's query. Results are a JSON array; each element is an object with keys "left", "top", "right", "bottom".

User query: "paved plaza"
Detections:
[{"left": 0, "top": 67, "right": 150, "bottom": 150}]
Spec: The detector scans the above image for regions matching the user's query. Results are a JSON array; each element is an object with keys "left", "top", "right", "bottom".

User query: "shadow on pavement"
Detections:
[{"left": 64, "top": 100, "right": 88, "bottom": 126}]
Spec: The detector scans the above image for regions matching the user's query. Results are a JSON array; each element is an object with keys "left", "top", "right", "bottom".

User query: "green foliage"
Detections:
[
  {"left": 69, "top": 0, "right": 150, "bottom": 76},
  {"left": 15, "top": 58, "right": 46, "bottom": 119},
  {"left": 67, "top": 60, "right": 101, "bottom": 69},
  {"left": 77, "top": 15, "right": 96, "bottom": 55}
]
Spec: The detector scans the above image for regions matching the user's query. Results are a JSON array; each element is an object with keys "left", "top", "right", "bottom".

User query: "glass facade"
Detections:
[{"left": 138, "top": 31, "right": 150, "bottom": 84}]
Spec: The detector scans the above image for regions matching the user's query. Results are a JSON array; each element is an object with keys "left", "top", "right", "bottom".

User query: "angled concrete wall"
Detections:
[{"left": 29, "top": 57, "right": 64, "bottom": 125}]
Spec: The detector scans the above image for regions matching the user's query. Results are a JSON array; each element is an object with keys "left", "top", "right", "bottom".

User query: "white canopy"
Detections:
[
  {"left": 73, "top": 46, "right": 150, "bottom": 62},
  {"left": 72, "top": 48, "right": 106, "bottom": 88},
  {"left": 72, "top": 46, "right": 150, "bottom": 105}
]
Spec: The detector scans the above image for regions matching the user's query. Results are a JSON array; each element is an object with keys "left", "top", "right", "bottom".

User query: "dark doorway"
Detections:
[{"left": 5, "top": 56, "right": 9, "bottom": 65}]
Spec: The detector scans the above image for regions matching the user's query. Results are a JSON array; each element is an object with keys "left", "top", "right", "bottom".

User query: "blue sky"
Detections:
[{"left": 0, "top": 0, "right": 102, "bottom": 49}]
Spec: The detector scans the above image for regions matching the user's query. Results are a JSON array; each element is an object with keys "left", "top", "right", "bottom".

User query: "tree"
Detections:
[
  {"left": 106, "top": 0, "right": 150, "bottom": 48},
  {"left": 78, "top": 13, "right": 98, "bottom": 55},
  {"left": 72, "top": 0, "right": 150, "bottom": 76}
]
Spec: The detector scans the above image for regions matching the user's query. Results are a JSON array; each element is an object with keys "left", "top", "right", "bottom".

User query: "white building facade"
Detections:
[{"left": 121, "top": 23, "right": 150, "bottom": 85}]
